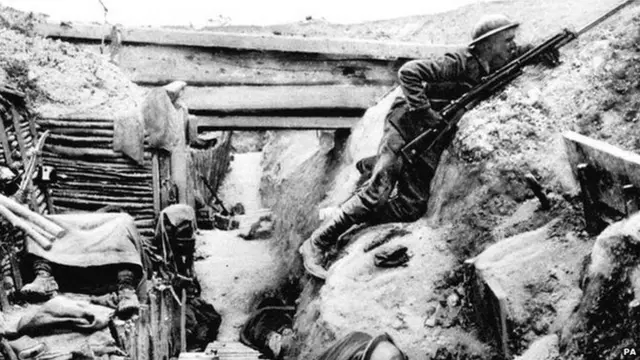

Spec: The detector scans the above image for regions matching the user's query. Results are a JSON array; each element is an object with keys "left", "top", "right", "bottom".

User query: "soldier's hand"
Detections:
[
  {"left": 427, "top": 108, "right": 444, "bottom": 124},
  {"left": 538, "top": 48, "right": 561, "bottom": 68},
  {"left": 409, "top": 106, "right": 443, "bottom": 127}
]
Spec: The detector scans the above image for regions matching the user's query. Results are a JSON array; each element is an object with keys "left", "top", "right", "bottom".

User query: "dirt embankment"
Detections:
[
  {"left": 261, "top": 2, "right": 640, "bottom": 360},
  {"left": 0, "top": 5, "right": 142, "bottom": 119}
]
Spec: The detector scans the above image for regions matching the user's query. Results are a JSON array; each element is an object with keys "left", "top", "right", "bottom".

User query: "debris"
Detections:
[
  {"left": 524, "top": 172, "right": 550, "bottom": 210},
  {"left": 373, "top": 245, "right": 410, "bottom": 268},
  {"left": 238, "top": 215, "right": 273, "bottom": 240},
  {"left": 363, "top": 227, "right": 411, "bottom": 253}
]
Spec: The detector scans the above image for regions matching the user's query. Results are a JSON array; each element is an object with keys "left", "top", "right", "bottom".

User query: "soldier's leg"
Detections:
[
  {"left": 115, "top": 266, "right": 140, "bottom": 318},
  {"left": 300, "top": 99, "right": 409, "bottom": 279},
  {"left": 300, "top": 151, "right": 402, "bottom": 279},
  {"left": 20, "top": 256, "right": 59, "bottom": 299},
  {"left": 368, "top": 166, "right": 433, "bottom": 225}
]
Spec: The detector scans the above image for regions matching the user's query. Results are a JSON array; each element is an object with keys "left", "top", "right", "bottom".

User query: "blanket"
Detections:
[
  {"left": 27, "top": 213, "right": 145, "bottom": 270},
  {"left": 17, "top": 297, "right": 112, "bottom": 336}
]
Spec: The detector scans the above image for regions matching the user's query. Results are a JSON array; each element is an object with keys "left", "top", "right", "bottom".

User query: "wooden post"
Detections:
[
  {"left": 149, "top": 291, "right": 159, "bottom": 360},
  {"left": 159, "top": 288, "right": 169, "bottom": 359},
  {"left": 0, "top": 277, "right": 10, "bottom": 310},
  {"left": 0, "top": 194, "right": 65, "bottom": 237},
  {"left": 577, "top": 163, "right": 605, "bottom": 235},
  {"left": 0, "top": 204, "right": 53, "bottom": 250},
  {"left": 136, "top": 305, "right": 150, "bottom": 360},
  {"left": 623, "top": 184, "right": 639, "bottom": 215},
  {"left": 152, "top": 153, "right": 161, "bottom": 217},
  {"left": 0, "top": 338, "right": 18, "bottom": 360},
  {"left": 8, "top": 250, "right": 22, "bottom": 291},
  {"left": 180, "top": 288, "right": 187, "bottom": 353},
  {"left": 0, "top": 117, "right": 12, "bottom": 164}
]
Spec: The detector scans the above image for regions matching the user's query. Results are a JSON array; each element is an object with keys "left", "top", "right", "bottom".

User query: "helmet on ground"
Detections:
[{"left": 469, "top": 14, "right": 519, "bottom": 46}]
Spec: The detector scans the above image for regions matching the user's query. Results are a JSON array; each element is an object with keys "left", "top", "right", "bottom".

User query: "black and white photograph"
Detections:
[{"left": 0, "top": 0, "right": 638, "bottom": 359}]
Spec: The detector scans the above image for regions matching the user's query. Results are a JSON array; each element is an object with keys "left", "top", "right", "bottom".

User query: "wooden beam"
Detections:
[
  {"left": 181, "top": 85, "right": 391, "bottom": 111},
  {"left": 563, "top": 131, "right": 640, "bottom": 217},
  {"left": 35, "top": 22, "right": 460, "bottom": 60},
  {"left": 0, "top": 118, "right": 12, "bottom": 164},
  {"left": 193, "top": 115, "right": 359, "bottom": 130},
  {"left": 79, "top": 44, "right": 398, "bottom": 86}
]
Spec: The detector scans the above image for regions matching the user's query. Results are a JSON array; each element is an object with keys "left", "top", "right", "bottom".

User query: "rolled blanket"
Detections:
[{"left": 17, "top": 297, "right": 113, "bottom": 336}]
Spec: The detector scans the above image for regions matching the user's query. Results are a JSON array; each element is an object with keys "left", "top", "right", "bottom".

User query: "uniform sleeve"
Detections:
[{"left": 397, "top": 53, "right": 467, "bottom": 110}]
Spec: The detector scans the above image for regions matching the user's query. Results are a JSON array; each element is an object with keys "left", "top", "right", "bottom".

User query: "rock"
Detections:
[
  {"left": 392, "top": 315, "right": 407, "bottom": 330},
  {"left": 561, "top": 213, "right": 640, "bottom": 359},
  {"left": 514, "top": 335, "right": 559, "bottom": 360},
  {"left": 446, "top": 293, "right": 460, "bottom": 307},
  {"left": 424, "top": 303, "right": 446, "bottom": 328}
]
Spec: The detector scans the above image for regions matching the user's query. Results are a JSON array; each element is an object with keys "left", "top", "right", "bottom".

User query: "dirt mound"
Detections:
[
  {"left": 0, "top": 8, "right": 141, "bottom": 117},
  {"left": 206, "top": 0, "right": 624, "bottom": 46}
]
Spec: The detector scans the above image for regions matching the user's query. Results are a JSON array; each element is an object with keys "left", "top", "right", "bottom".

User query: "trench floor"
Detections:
[{"left": 193, "top": 152, "right": 280, "bottom": 341}]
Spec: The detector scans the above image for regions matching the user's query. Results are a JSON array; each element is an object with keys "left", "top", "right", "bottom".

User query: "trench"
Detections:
[{"left": 192, "top": 131, "right": 305, "bottom": 345}]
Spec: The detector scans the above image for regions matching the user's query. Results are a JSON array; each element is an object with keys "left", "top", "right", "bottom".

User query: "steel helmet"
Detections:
[{"left": 469, "top": 14, "right": 519, "bottom": 46}]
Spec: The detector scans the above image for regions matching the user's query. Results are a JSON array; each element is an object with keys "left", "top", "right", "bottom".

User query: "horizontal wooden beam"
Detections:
[
  {"left": 563, "top": 131, "right": 640, "bottom": 216},
  {"left": 34, "top": 22, "right": 460, "bottom": 60},
  {"left": 80, "top": 44, "right": 398, "bottom": 86},
  {"left": 181, "top": 85, "right": 391, "bottom": 111},
  {"left": 192, "top": 115, "right": 359, "bottom": 130}
]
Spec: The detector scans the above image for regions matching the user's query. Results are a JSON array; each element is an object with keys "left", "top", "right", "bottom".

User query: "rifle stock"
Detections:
[{"left": 399, "top": 0, "right": 635, "bottom": 172}]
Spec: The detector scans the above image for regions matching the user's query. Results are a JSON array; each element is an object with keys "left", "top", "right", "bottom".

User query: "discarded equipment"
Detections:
[{"left": 196, "top": 173, "right": 239, "bottom": 231}]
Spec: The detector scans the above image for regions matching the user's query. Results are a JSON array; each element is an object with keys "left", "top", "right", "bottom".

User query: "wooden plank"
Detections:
[
  {"left": 11, "top": 109, "right": 39, "bottom": 211},
  {"left": 78, "top": 44, "right": 397, "bottom": 86},
  {"left": 180, "top": 288, "right": 187, "bottom": 353},
  {"left": 0, "top": 283, "right": 9, "bottom": 310},
  {"left": 35, "top": 22, "right": 459, "bottom": 60},
  {"left": 182, "top": 85, "right": 390, "bottom": 111},
  {"left": 135, "top": 305, "right": 149, "bottom": 360},
  {"left": 148, "top": 291, "right": 159, "bottom": 360},
  {"left": 10, "top": 109, "right": 27, "bottom": 163},
  {"left": 0, "top": 118, "right": 12, "bottom": 164},
  {"left": 563, "top": 131, "right": 640, "bottom": 217},
  {"left": 9, "top": 250, "right": 23, "bottom": 290},
  {"left": 193, "top": 115, "right": 359, "bottom": 130},
  {"left": 205, "top": 342, "right": 262, "bottom": 360}
]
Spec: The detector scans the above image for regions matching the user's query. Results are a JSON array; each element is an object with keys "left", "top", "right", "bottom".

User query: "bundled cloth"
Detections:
[
  {"left": 17, "top": 297, "right": 112, "bottom": 336},
  {"left": 239, "top": 304, "right": 295, "bottom": 359},
  {"left": 184, "top": 297, "right": 222, "bottom": 351},
  {"left": 9, "top": 297, "right": 122, "bottom": 360}
]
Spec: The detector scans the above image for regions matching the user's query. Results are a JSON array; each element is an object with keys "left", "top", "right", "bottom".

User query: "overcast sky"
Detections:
[{"left": 0, "top": 0, "right": 491, "bottom": 27}]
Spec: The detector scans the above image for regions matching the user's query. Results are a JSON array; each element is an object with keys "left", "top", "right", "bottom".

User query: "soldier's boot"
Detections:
[
  {"left": 21, "top": 259, "right": 59, "bottom": 299},
  {"left": 116, "top": 269, "right": 140, "bottom": 318},
  {"left": 299, "top": 196, "right": 370, "bottom": 279},
  {"left": 299, "top": 239, "right": 328, "bottom": 280}
]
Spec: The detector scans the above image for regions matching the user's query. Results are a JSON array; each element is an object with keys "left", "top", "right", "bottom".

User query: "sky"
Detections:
[{"left": 0, "top": 0, "right": 491, "bottom": 27}]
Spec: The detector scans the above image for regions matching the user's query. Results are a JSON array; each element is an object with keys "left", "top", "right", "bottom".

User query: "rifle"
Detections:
[{"left": 399, "top": 0, "right": 637, "bottom": 172}]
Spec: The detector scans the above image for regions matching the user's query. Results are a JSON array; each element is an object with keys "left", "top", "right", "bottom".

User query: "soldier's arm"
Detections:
[
  {"left": 515, "top": 44, "right": 560, "bottom": 67},
  {"left": 397, "top": 53, "right": 467, "bottom": 111}
]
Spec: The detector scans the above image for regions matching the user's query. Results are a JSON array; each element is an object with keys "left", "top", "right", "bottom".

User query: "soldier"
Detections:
[
  {"left": 316, "top": 332, "right": 407, "bottom": 360},
  {"left": 299, "top": 14, "right": 560, "bottom": 279}
]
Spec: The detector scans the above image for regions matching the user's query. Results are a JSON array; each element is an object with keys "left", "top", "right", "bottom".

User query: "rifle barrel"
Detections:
[{"left": 576, "top": 0, "right": 637, "bottom": 36}]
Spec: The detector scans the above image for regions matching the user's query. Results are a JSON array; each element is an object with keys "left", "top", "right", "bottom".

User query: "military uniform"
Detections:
[
  {"left": 312, "top": 48, "right": 489, "bottom": 251},
  {"left": 299, "top": 13, "right": 553, "bottom": 279}
]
